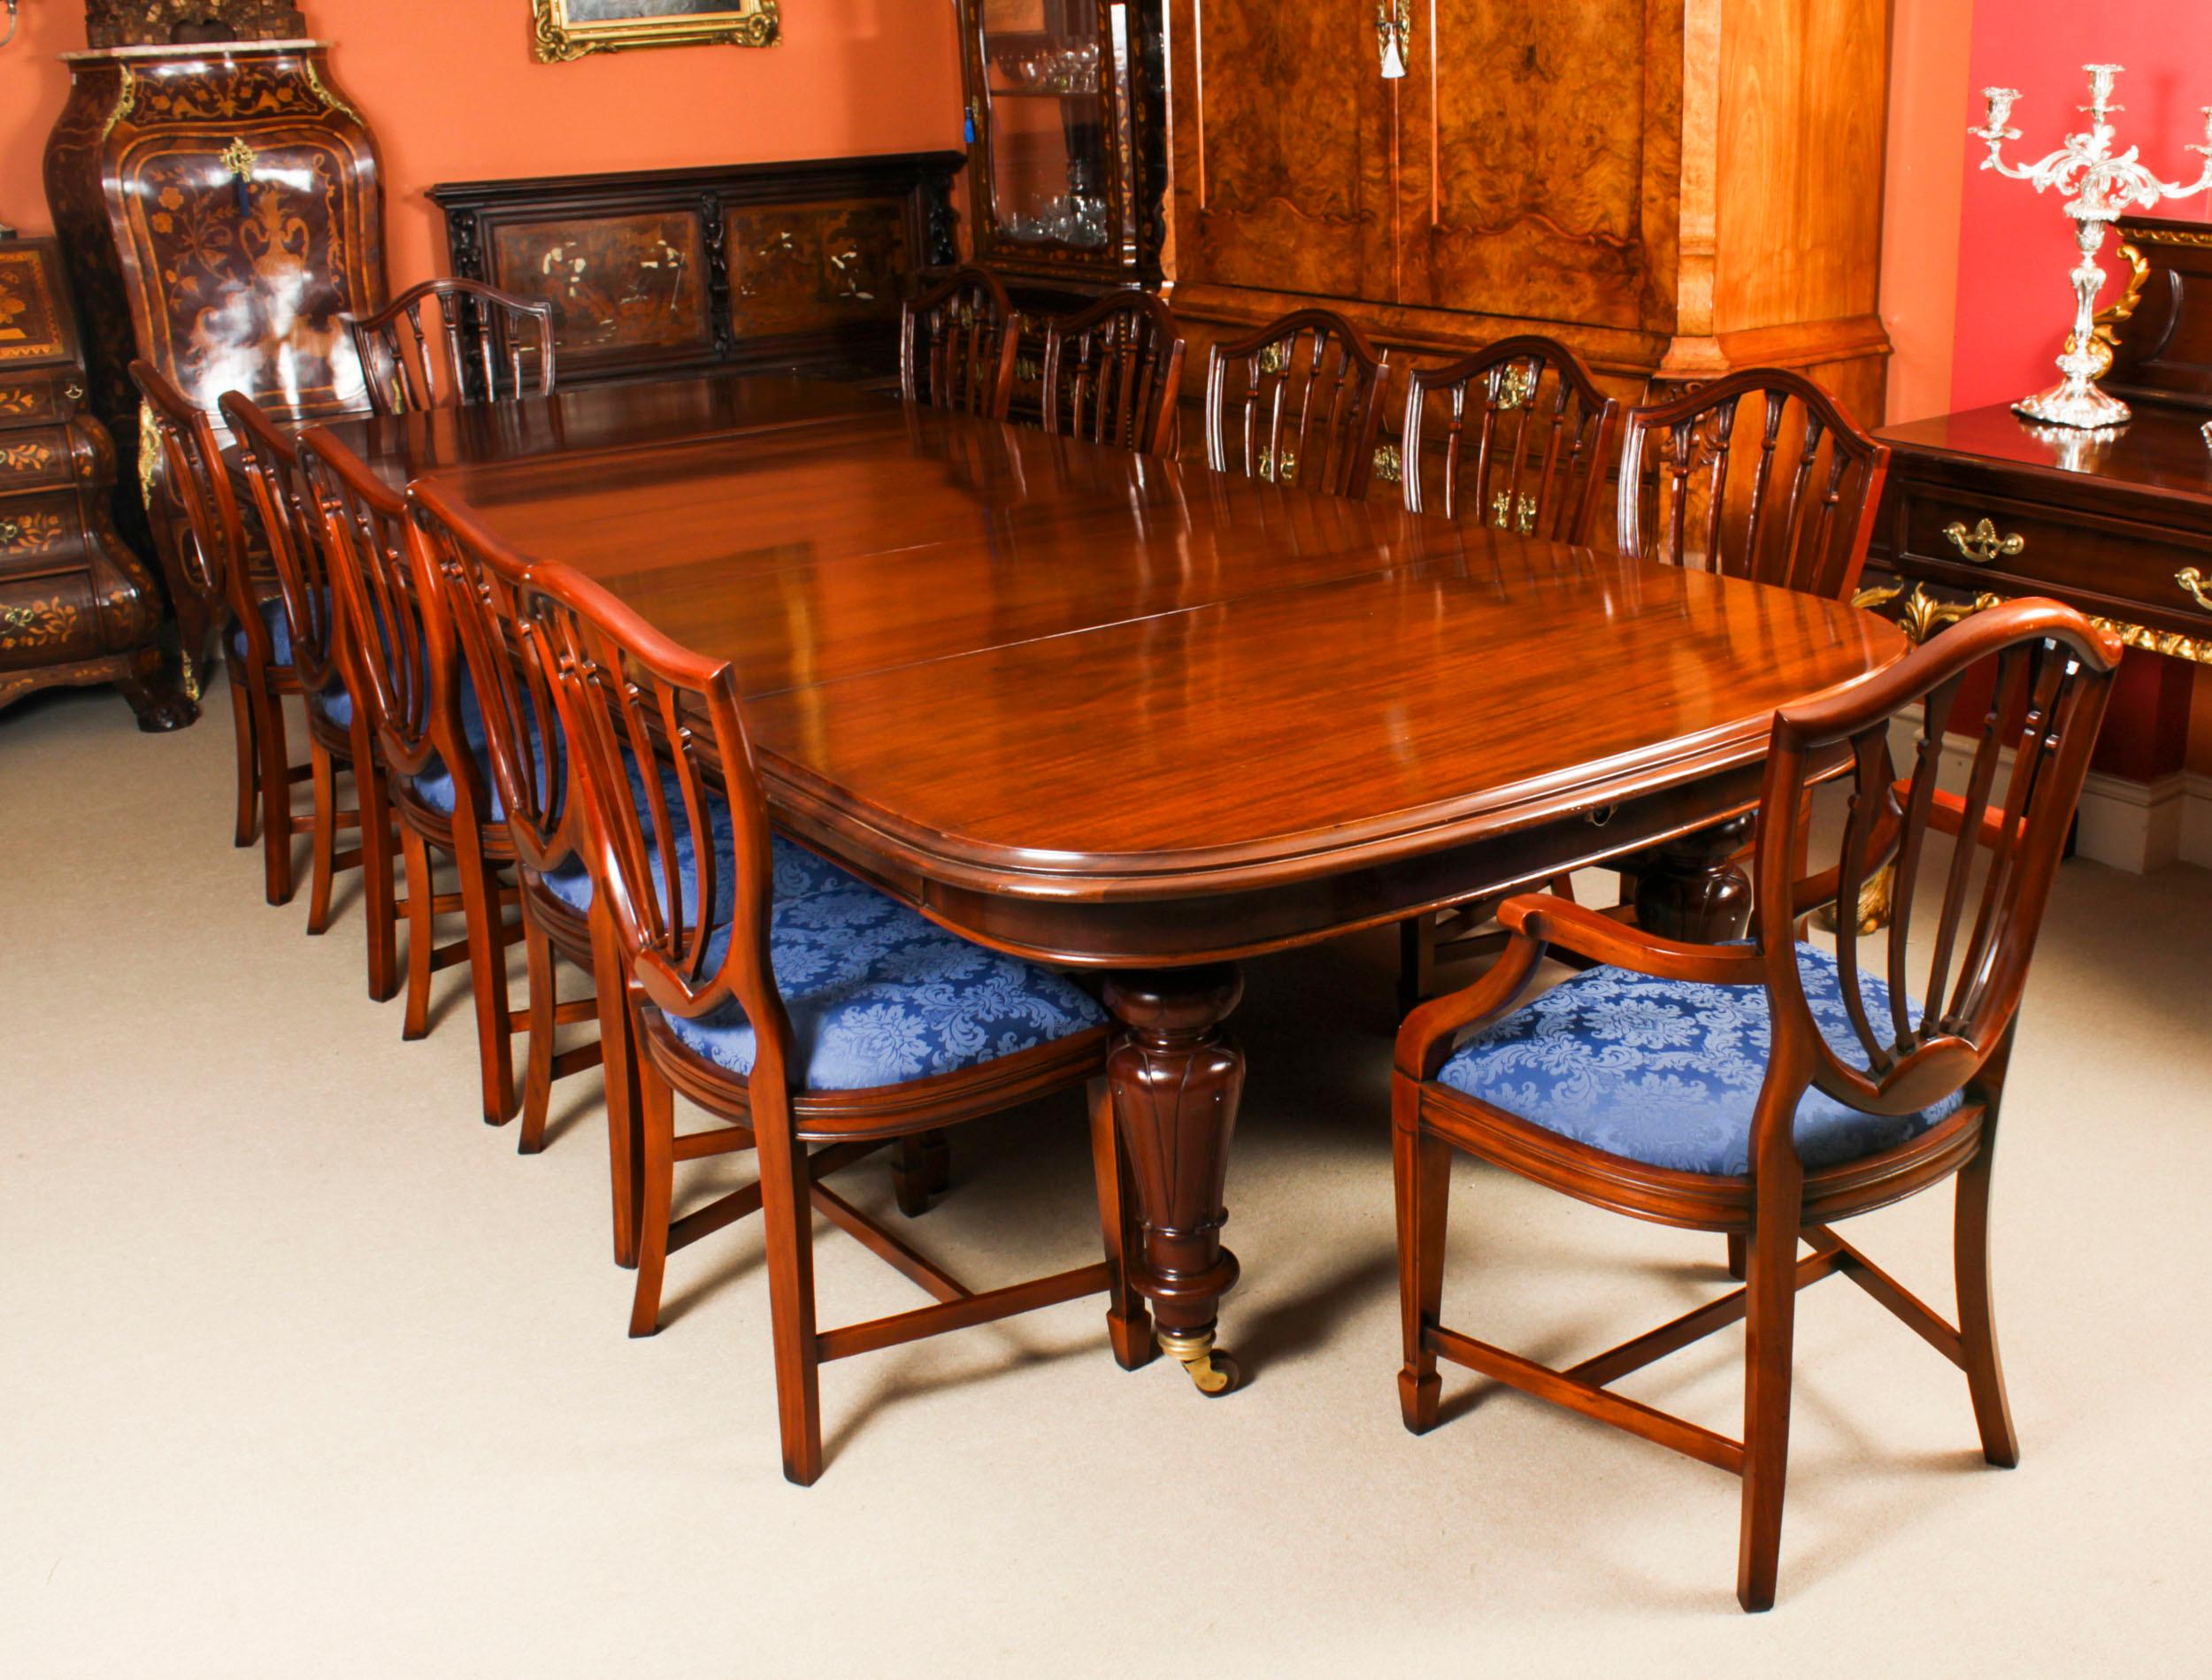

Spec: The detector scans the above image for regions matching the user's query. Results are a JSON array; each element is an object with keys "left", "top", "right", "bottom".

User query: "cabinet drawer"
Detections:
[
  {"left": 0, "top": 492, "right": 84, "bottom": 563},
  {"left": 0, "top": 426, "right": 77, "bottom": 491},
  {"left": 0, "top": 564, "right": 102, "bottom": 666},
  {"left": 1893, "top": 485, "right": 2212, "bottom": 632},
  {"left": 0, "top": 374, "right": 80, "bottom": 427}
]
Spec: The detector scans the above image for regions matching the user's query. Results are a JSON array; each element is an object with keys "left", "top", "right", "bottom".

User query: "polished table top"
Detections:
[
  {"left": 307, "top": 370, "right": 885, "bottom": 490},
  {"left": 400, "top": 391, "right": 1905, "bottom": 942}
]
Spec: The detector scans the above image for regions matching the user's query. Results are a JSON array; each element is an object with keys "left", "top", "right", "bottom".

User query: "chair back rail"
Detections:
[
  {"left": 1755, "top": 599, "right": 2124, "bottom": 1142},
  {"left": 342, "top": 278, "right": 557, "bottom": 417},
  {"left": 900, "top": 266, "right": 1019, "bottom": 421},
  {"left": 1617, "top": 367, "right": 1890, "bottom": 601},
  {"left": 1402, "top": 336, "right": 1619, "bottom": 541},
  {"left": 130, "top": 361, "right": 263, "bottom": 663},
  {"left": 1041, "top": 289, "right": 1187, "bottom": 459},
  {"left": 1203, "top": 308, "right": 1388, "bottom": 499},
  {"left": 407, "top": 486, "right": 576, "bottom": 878},
  {"left": 220, "top": 392, "right": 345, "bottom": 699},
  {"left": 301, "top": 429, "right": 470, "bottom": 799},
  {"left": 508, "top": 557, "right": 793, "bottom": 1080}
]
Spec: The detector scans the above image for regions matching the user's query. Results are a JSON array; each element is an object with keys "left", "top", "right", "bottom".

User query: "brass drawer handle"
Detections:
[
  {"left": 1942, "top": 517, "right": 2026, "bottom": 564},
  {"left": 0, "top": 519, "right": 21, "bottom": 545},
  {"left": 2178, "top": 567, "right": 2212, "bottom": 614}
]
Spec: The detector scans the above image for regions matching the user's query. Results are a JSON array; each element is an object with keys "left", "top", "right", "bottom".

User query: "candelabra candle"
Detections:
[{"left": 1974, "top": 63, "right": 2212, "bottom": 429}]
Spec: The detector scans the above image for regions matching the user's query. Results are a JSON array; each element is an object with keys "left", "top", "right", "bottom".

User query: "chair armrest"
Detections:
[
  {"left": 1497, "top": 894, "right": 1768, "bottom": 986},
  {"left": 1395, "top": 932, "right": 1548, "bottom": 1082}
]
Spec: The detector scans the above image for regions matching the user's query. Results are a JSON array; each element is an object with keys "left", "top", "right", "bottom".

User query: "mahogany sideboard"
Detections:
[
  {"left": 1867, "top": 217, "right": 2212, "bottom": 667},
  {"left": 1867, "top": 403, "right": 2212, "bottom": 669},
  {"left": 430, "top": 154, "right": 962, "bottom": 396}
]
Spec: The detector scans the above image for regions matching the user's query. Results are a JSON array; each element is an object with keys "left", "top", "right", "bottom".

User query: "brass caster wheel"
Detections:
[
  {"left": 1157, "top": 1326, "right": 1242, "bottom": 1397},
  {"left": 1188, "top": 1350, "right": 1240, "bottom": 1396}
]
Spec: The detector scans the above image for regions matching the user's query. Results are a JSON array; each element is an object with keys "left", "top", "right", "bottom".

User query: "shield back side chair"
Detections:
[
  {"left": 1395, "top": 335, "right": 1623, "bottom": 1015},
  {"left": 407, "top": 488, "right": 969, "bottom": 1264},
  {"left": 1041, "top": 289, "right": 1187, "bottom": 459},
  {"left": 302, "top": 427, "right": 526, "bottom": 1125},
  {"left": 1203, "top": 307, "right": 1388, "bottom": 499},
  {"left": 511, "top": 555, "right": 1150, "bottom": 1485},
  {"left": 131, "top": 361, "right": 302, "bottom": 905},
  {"left": 1392, "top": 598, "right": 2122, "bottom": 1610},
  {"left": 899, "top": 265, "right": 1020, "bottom": 421},
  {"left": 342, "top": 277, "right": 558, "bottom": 417},
  {"left": 222, "top": 392, "right": 397, "bottom": 999},
  {"left": 403, "top": 486, "right": 638, "bottom": 1262},
  {"left": 1603, "top": 368, "right": 1894, "bottom": 937}
]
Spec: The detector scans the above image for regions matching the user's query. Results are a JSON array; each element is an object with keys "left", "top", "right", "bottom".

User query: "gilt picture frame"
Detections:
[{"left": 531, "top": 0, "right": 780, "bottom": 62}]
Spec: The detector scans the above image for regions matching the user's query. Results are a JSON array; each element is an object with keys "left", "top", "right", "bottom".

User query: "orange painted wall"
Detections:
[
  {"left": 1878, "top": 0, "right": 1975, "bottom": 426},
  {"left": 0, "top": 0, "right": 965, "bottom": 286}
]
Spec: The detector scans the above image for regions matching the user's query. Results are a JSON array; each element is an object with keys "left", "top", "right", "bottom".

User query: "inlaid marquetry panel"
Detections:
[
  {"left": 0, "top": 250, "right": 73, "bottom": 364},
  {"left": 489, "top": 211, "right": 710, "bottom": 357},
  {"left": 726, "top": 198, "right": 909, "bottom": 336}
]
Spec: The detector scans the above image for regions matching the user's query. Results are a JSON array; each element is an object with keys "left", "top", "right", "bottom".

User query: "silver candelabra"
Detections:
[{"left": 1974, "top": 64, "right": 2212, "bottom": 429}]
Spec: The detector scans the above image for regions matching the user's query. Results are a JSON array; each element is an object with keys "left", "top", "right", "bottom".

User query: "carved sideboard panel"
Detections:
[{"left": 433, "top": 154, "right": 962, "bottom": 392}]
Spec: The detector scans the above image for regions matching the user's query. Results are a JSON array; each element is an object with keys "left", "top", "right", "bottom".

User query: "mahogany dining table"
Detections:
[{"left": 304, "top": 370, "right": 1907, "bottom": 1394}]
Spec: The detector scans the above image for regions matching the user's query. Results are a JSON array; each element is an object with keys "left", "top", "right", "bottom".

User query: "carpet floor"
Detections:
[{"left": 4, "top": 679, "right": 2207, "bottom": 1677}]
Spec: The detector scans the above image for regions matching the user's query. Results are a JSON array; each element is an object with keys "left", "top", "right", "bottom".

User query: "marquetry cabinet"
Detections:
[
  {"left": 0, "top": 236, "right": 173, "bottom": 726},
  {"left": 432, "top": 155, "right": 962, "bottom": 394},
  {"left": 1164, "top": 0, "right": 1893, "bottom": 426},
  {"left": 44, "top": 38, "right": 386, "bottom": 710}
]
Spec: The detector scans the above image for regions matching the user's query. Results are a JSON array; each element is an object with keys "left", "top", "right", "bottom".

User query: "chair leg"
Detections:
[
  {"left": 627, "top": 1058, "right": 676, "bottom": 1338},
  {"left": 1955, "top": 1130, "right": 2019, "bottom": 1468},
  {"left": 255, "top": 686, "right": 295, "bottom": 907},
  {"left": 1726, "top": 1234, "right": 1747, "bottom": 1280},
  {"left": 1087, "top": 1076, "right": 1156, "bottom": 1370},
  {"left": 890, "top": 1133, "right": 945, "bottom": 1216},
  {"left": 453, "top": 834, "right": 519, "bottom": 1126},
  {"left": 595, "top": 921, "right": 641, "bottom": 1270},
  {"left": 1397, "top": 915, "right": 1438, "bottom": 1019},
  {"left": 518, "top": 919, "right": 557, "bottom": 1155},
  {"left": 228, "top": 671, "right": 257, "bottom": 848},
  {"left": 399, "top": 824, "right": 435, "bottom": 1042},
  {"left": 756, "top": 1099, "right": 825, "bottom": 1485},
  {"left": 305, "top": 739, "right": 339, "bottom": 935},
  {"left": 357, "top": 763, "right": 399, "bottom": 1002},
  {"left": 1736, "top": 1201, "right": 1802, "bottom": 1614},
  {"left": 1394, "top": 1085, "right": 1450, "bottom": 1435}
]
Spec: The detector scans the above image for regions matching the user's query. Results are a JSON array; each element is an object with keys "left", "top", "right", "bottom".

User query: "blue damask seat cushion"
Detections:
[
  {"left": 407, "top": 677, "right": 554, "bottom": 825},
  {"left": 232, "top": 595, "right": 296, "bottom": 666},
  {"left": 1435, "top": 944, "right": 1964, "bottom": 1177},
  {"left": 311, "top": 684, "right": 353, "bottom": 729},
  {"left": 656, "top": 861, "right": 1105, "bottom": 1093}
]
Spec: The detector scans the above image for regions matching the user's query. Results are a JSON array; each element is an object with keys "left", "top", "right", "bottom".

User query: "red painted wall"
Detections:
[
  {"left": 0, "top": 0, "right": 965, "bottom": 285},
  {"left": 1951, "top": 4, "right": 2212, "bottom": 411},
  {"left": 1949, "top": 5, "right": 2212, "bottom": 783}
]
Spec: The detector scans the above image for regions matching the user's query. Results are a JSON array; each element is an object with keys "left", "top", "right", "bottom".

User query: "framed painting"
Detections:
[{"left": 532, "top": 0, "right": 780, "bottom": 61}]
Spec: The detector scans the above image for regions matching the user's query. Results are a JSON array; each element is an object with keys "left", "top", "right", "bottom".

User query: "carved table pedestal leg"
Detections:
[
  {"left": 1633, "top": 813, "right": 1755, "bottom": 942},
  {"left": 1102, "top": 965, "right": 1246, "bottom": 1396}
]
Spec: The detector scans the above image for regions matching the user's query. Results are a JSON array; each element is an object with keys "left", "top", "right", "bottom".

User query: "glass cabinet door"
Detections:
[{"left": 972, "top": 0, "right": 1122, "bottom": 254}]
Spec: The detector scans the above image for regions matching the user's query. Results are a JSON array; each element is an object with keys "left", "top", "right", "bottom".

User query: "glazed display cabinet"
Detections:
[{"left": 957, "top": 0, "right": 1166, "bottom": 288}]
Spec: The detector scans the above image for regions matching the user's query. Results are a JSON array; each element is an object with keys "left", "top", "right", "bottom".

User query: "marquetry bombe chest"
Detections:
[{"left": 0, "top": 235, "right": 175, "bottom": 727}]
